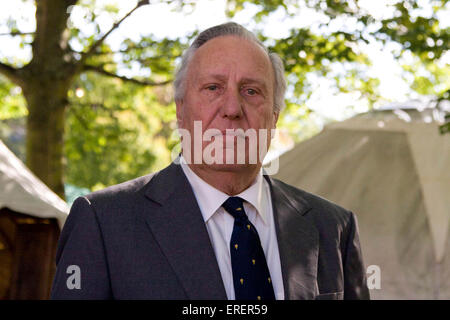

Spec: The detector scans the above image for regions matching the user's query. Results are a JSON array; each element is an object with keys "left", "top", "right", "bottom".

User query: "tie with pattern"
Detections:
[{"left": 222, "top": 196, "right": 275, "bottom": 300}]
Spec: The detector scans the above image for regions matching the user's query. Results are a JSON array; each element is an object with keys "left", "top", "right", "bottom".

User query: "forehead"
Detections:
[{"left": 188, "top": 35, "right": 274, "bottom": 84}]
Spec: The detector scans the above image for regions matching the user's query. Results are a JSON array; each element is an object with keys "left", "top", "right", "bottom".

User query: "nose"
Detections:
[{"left": 220, "top": 86, "right": 243, "bottom": 120}]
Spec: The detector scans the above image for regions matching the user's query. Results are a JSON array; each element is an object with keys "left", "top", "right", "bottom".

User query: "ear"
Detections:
[
  {"left": 272, "top": 111, "right": 279, "bottom": 129},
  {"left": 175, "top": 99, "right": 184, "bottom": 128}
]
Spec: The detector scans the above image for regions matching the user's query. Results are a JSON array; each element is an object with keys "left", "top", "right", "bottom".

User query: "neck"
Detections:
[{"left": 187, "top": 163, "right": 261, "bottom": 195}]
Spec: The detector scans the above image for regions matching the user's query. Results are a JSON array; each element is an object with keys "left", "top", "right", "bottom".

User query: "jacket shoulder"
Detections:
[
  {"left": 270, "top": 177, "right": 353, "bottom": 225},
  {"left": 74, "top": 172, "right": 159, "bottom": 221},
  {"left": 84, "top": 172, "right": 157, "bottom": 202}
]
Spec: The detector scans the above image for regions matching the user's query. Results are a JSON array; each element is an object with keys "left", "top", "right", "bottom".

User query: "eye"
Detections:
[
  {"left": 244, "top": 88, "right": 258, "bottom": 96},
  {"left": 206, "top": 84, "right": 219, "bottom": 91}
]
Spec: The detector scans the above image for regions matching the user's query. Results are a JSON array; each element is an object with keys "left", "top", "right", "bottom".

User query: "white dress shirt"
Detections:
[{"left": 180, "top": 157, "right": 285, "bottom": 300}]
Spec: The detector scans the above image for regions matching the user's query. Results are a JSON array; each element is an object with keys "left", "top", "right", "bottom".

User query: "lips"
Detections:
[{"left": 214, "top": 129, "right": 247, "bottom": 138}]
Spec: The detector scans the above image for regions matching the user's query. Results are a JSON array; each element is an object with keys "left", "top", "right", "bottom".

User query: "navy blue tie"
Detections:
[{"left": 222, "top": 197, "right": 275, "bottom": 300}]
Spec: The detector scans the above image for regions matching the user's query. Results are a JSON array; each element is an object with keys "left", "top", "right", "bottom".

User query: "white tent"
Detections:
[
  {"left": 0, "top": 140, "right": 69, "bottom": 228},
  {"left": 274, "top": 106, "right": 450, "bottom": 299}
]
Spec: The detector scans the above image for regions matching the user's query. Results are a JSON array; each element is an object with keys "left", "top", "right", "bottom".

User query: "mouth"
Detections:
[{"left": 213, "top": 129, "right": 247, "bottom": 138}]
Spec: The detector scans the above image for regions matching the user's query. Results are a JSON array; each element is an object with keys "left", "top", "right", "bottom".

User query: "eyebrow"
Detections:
[
  {"left": 199, "top": 74, "right": 269, "bottom": 93},
  {"left": 240, "top": 77, "right": 268, "bottom": 90}
]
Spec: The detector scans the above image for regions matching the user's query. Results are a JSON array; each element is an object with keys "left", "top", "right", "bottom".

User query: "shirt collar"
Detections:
[{"left": 180, "top": 156, "right": 267, "bottom": 225}]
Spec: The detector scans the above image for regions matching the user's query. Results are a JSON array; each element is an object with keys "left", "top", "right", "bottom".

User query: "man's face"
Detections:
[{"left": 176, "top": 35, "right": 278, "bottom": 171}]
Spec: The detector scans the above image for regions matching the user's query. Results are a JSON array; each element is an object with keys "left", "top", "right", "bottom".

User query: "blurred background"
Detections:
[{"left": 0, "top": 0, "right": 448, "bottom": 299}]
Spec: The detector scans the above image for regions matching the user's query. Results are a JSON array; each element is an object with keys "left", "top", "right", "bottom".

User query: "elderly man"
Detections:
[{"left": 51, "top": 22, "right": 369, "bottom": 300}]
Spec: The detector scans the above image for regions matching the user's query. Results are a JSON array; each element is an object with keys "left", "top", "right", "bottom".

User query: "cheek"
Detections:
[
  {"left": 183, "top": 100, "right": 218, "bottom": 131},
  {"left": 183, "top": 94, "right": 203, "bottom": 119},
  {"left": 248, "top": 105, "right": 274, "bottom": 127}
]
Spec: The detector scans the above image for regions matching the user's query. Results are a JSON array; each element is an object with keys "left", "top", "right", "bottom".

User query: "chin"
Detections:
[{"left": 204, "top": 162, "right": 260, "bottom": 173}]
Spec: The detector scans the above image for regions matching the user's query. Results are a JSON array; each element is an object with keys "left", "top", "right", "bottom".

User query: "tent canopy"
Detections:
[
  {"left": 0, "top": 140, "right": 69, "bottom": 228},
  {"left": 274, "top": 106, "right": 450, "bottom": 299}
]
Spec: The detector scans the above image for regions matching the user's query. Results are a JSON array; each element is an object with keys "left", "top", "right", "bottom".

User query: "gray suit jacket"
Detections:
[{"left": 51, "top": 162, "right": 369, "bottom": 299}]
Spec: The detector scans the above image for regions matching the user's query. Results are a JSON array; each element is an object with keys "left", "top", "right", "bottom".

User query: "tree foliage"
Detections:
[
  {"left": 0, "top": 0, "right": 188, "bottom": 197},
  {"left": 0, "top": 0, "right": 448, "bottom": 196},
  {"left": 227, "top": 0, "right": 449, "bottom": 132},
  {"left": 65, "top": 72, "right": 176, "bottom": 190}
]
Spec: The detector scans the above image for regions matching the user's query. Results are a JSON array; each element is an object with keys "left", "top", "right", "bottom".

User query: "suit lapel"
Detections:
[
  {"left": 264, "top": 175, "right": 319, "bottom": 300},
  {"left": 140, "top": 162, "right": 318, "bottom": 300},
  {"left": 142, "top": 162, "right": 227, "bottom": 299}
]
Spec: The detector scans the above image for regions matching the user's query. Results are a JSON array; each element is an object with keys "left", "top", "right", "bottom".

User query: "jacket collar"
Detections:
[
  {"left": 263, "top": 174, "right": 319, "bottom": 299},
  {"left": 142, "top": 162, "right": 319, "bottom": 300},
  {"left": 143, "top": 162, "right": 227, "bottom": 299}
]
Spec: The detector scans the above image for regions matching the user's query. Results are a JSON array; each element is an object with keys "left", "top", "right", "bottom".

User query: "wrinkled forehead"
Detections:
[{"left": 188, "top": 35, "right": 274, "bottom": 85}]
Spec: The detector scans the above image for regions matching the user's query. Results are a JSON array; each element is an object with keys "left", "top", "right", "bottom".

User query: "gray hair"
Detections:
[{"left": 174, "top": 22, "right": 287, "bottom": 113}]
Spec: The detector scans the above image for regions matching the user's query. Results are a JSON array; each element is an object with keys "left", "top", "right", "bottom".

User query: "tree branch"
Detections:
[
  {"left": 0, "top": 62, "right": 23, "bottom": 86},
  {"left": 0, "top": 31, "right": 35, "bottom": 36},
  {"left": 77, "top": 0, "right": 149, "bottom": 66},
  {"left": 83, "top": 64, "right": 172, "bottom": 86},
  {"left": 70, "top": 105, "right": 90, "bottom": 130}
]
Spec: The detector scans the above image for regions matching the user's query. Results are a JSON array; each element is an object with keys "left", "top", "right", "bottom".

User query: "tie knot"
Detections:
[{"left": 222, "top": 197, "right": 247, "bottom": 220}]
